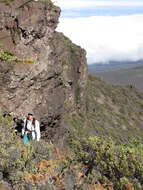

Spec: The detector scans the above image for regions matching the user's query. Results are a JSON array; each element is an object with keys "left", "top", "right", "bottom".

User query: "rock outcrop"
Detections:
[{"left": 0, "top": 0, "right": 88, "bottom": 140}]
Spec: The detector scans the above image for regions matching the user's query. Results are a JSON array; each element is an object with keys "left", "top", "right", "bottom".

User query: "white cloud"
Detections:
[
  {"left": 53, "top": 0, "right": 143, "bottom": 10},
  {"left": 57, "top": 14, "right": 143, "bottom": 64}
]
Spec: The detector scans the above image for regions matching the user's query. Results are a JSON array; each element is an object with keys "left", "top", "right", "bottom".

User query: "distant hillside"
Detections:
[
  {"left": 95, "top": 65, "right": 143, "bottom": 92},
  {"left": 66, "top": 75, "right": 143, "bottom": 142},
  {"left": 88, "top": 60, "right": 143, "bottom": 73}
]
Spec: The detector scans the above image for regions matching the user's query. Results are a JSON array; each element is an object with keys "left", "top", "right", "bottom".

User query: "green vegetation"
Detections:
[
  {"left": 64, "top": 112, "right": 86, "bottom": 137},
  {"left": 86, "top": 75, "right": 143, "bottom": 141},
  {"left": 0, "top": 49, "right": 20, "bottom": 62},
  {"left": 1, "top": 74, "right": 143, "bottom": 189},
  {"left": 0, "top": 113, "right": 23, "bottom": 183},
  {"left": 1, "top": 110, "right": 143, "bottom": 189},
  {"left": 62, "top": 74, "right": 143, "bottom": 189},
  {"left": 0, "top": 112, "right": 52, "bottom": 187},
  {"left": 0, "top": 0, "right": 14, "bottom": 5},
  {"left": 69, "top": 136, "right": 143, "bottom": 190},
  {"left": 0, "top": 48, "right": 35, "bottom": 64},
  {"left": 3, "top": 0, "right": 143, "bottom": 188},
  {"left": 39, "top": 0, "right": 54, "bottom": 7},
  {"left": 64, "top": 75, "right": 143, "bottom": 143},
  {"left": 0, "top": 62, "right": 143, "bottom": 189},
  {"left": 76, "top": 85, "right": 81, "bottom": 105}
]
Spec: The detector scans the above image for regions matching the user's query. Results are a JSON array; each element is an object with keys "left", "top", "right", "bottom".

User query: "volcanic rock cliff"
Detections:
[{"left": 0, "top": 0, "right": 88, "bottom": 140}]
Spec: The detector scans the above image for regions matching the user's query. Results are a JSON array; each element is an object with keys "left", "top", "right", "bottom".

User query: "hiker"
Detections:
[{"left": 22, "top": 112, "right": 40, "bottom": 144}]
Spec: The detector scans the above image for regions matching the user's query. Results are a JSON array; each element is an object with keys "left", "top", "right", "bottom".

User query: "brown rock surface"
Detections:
[{"left": 0, "top": 0, "right": 88, "bottom": 140}]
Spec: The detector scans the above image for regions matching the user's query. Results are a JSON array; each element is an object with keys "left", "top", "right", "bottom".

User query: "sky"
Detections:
[{"left": 52, "top": 0, "right": 143, "bottom": 64}]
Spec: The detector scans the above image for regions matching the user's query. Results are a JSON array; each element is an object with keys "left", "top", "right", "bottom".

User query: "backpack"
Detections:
[{"left": 24, "top": 117, "right": 36, "bottom": 140}]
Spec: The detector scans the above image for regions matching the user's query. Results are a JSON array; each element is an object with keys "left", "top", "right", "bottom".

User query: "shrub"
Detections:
[
  {"left": 0, "top": 48, "right": 35, "bottom": 64},
  {"left": 70, "top": 136, "right": 143, "bottom": 190}
]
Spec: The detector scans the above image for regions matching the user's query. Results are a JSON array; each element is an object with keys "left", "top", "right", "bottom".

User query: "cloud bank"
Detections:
[{"left": 57, "top": 15, "right": 143, "bottom": 64}]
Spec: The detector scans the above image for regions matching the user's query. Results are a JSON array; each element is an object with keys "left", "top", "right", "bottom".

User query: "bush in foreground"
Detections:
[{"left": 69, "top": 136, "right": 143, "bottom": 190}]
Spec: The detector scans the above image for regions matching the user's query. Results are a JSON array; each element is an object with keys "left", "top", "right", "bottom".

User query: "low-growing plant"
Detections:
[
  {"left": 70, "top": 136, "right": 143, "bottom": 190},
  {"left": 0, "top": 48, "right": 35, "bottom": 64}
]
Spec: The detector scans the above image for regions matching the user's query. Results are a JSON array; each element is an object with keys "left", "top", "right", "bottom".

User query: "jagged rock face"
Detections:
[
  {"left": 0, "top": 0, "right": 88, "bottom": 139},
  {"left": 0, "top": 0, "right": 60, "bottom": 51}
]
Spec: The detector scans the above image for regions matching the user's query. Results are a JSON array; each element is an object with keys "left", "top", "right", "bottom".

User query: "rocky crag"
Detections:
[{"left": 0, "top": 0, "right": 88, "bottom": 141}]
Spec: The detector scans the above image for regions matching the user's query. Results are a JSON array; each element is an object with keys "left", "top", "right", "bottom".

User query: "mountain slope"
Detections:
[
  {"left": 65, "top": 74, "right": 143, "bottom": 142},
  {"left": 88, "top": 60, "right": 143, "bottom": 73},
  {"left": 1, "top": 74, "right": 143, "bottom": 189},
  {"left": 96, "top": 66, "right": 143, "bottom": 92}
]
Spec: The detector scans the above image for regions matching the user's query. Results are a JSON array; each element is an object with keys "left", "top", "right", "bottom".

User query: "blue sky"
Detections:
[
  {"left": 54, "top": 0, "right": 143, "bottom": 17},
  {"left": 54, "top": 0, "right": 143, "bottom": 64},
  {"left": 61, "top": 6, "right": 143, "bottom": 18}
]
